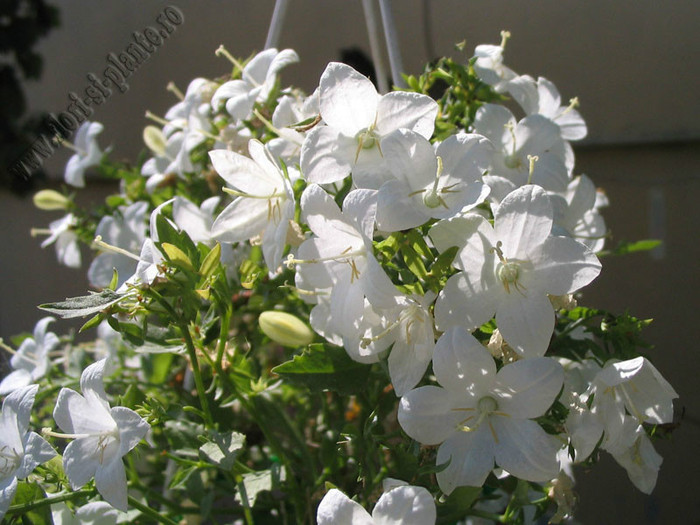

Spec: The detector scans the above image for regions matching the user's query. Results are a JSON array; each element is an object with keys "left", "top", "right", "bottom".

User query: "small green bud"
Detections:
[
  {"left": 33, "top": 189, "right": 71, "bottom": 210},
  {"left": 259, "top": 311, "right": 314, "bottom": 347}
]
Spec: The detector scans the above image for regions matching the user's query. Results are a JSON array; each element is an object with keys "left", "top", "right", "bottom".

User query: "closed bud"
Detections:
[
  {"left": 33, "top": 189, "right": 71, "bottom": 210},
  {"left": 143, "top": 125, "right": 166, "bottom": 156},
  {"left": 259, "top": 311, "right": 314, "bottom": 347}
]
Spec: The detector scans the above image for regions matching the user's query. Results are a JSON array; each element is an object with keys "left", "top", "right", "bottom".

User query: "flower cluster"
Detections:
[{"left": 5, "top": 34, "right": 677, "bottom": 523}]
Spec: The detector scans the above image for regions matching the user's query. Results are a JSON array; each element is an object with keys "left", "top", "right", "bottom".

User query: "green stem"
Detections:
[
  {"left": 6, "top": 489, "right": 95, "bottom": 515},
  {"left": 179, "top": 319, "right": 215, "bottom": 428},
  {"left": 216, "top": 303, "right": 233, "bottom": 369},
  {"left": 128, "top": 496, "right": 180, "bottom": 525},
  {"left": 235, "top": 475, "right": 255, "bottom": 525}
]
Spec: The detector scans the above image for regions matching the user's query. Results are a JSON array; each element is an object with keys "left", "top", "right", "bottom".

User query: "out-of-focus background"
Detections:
[{"left": 1, "top": 1, "right": 698, "bottom": 522}]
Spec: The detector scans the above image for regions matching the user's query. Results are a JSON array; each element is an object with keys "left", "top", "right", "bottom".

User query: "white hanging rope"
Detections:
[
  {"left": 265, "top": 0, "right": 291, "bottom": 49},
  {"left": 377, "top": 0, "right": 406, "bottom": 88},
  {"left": 361, "top": 0, "right": 390, "bottom": 94}
]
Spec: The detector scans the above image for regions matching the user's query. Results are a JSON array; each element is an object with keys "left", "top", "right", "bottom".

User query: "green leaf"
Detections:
[
  {"left": 39, "top": 289, "right": 125, "bottom": 319},
  {"left": 161, "top": 242, "right": 195, "bottom": 272},
  {"left": 235, "top": 465, "right": 286, "bottom": 507},
  {"left": 272, "top": 344, "right": 370, "bottom": 394},
  {"left": 400, "top": 242, "right": 428, "bottom": 280},
  {"left": 597, "top": 239, "right": 661, "bottom": 257},
  {"left": 199, "top": 243, "right": 221, "bottom": 279},
  {"left": 438, "top": 486, "right": 481, "bottom": 519},
  {"left": 11, "top": 481, "right": 52, "bottom": 525},
  {"left": 198, "top": 431, "right": 246, "bottom": 470},
  {"left": 144, "top": 352, "right": 175, "bottom": 384}
]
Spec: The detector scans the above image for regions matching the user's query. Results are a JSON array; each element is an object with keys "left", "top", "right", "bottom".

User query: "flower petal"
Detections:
[
  {"left": 316, "top": 488, "right": 373, "bottom": 525},
  {"left": 496, "top": 291, "right": 554, "bottom": 357},
  {"left": 494, "top": 358, "right": 563, "bottom": 419},
  {"left": 492, "top": 417, "right": 561, "bottom": 482},
  {"left": 433, "top": 327, "right": 496, "bottom": 396},
  {"left": 320, "top": 62, "right": 378, "bottom": 135},
  {"left": 372, "top": 485, "right": 436, "bottom": 525},
  {"left": 301, "top": 126, "right": 357, "bottom": 185},
  {"left": 398, "top": 386, "right": 462, "bottom": 445},
  {"left": 436, "top": 428, "right": 495, "bottom": 494},
  {"left": 494, "top": 185, "right": 553, "bottom": 259}
]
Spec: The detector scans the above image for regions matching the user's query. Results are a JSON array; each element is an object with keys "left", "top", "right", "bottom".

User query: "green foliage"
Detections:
[{"left": 272, "top": 343, "right": 371, "bottom": 395}]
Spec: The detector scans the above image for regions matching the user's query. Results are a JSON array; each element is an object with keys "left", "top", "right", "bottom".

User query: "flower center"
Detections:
[
  {"left": 477, "top": 395, "right": 499, "bottom": 414},
  {"left": 490, "top": 241, "right": 526, "bottom": 295},
  {"left": 498, "top": 261, "right": 520, "bottom": 285},
  {"left": 0, "top": 445, "right": 21, "bottom": 477}
]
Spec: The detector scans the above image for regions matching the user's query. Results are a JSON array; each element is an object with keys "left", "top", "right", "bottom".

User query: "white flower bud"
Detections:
[
  {"left": 32, "top": 189, "right": 71, "bottom": 211},
  {"left": 259, "top": 311, "right": 314, "bottom": 347}
]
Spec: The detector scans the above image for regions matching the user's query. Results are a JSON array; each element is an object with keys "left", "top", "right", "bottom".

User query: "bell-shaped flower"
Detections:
[
  {"left": 268, "top": 88, "right": 320, "bottom": 164},
  {"left": 0, "top": 317, "right": 58, "bottom": 395},
  {"left": 472, "top": 32, "right": 518, "bottom": 92},
  {"left": 210, "top": 139, "right": 294, "bottom": 274},
  {"left": 293, "top": 185, "right": 397, "bottom": 342},
  {"left": 317, "top": 479, "right": 436, "bottom": 525},
  {"left": 385, "top": 293, "right": 437, "bottom": 397},
  {"left": 590, "top": 357, "right": 677, "bottom": 430},
  {"left": 549, "top": 174, "right": 607, "bottom": 252},
  {"left": 39, "top": 213, "right": 81, "bottom": 268},
  {"left": 603, "top": 416, "right": 663, "bottom": 494},
  {"left": 375, "top": 130, "right": 491, "bottom": 232},
  {"left": 64, "top": 121, "right": 107, "bottom": 188},
  {"left": 300, "top": 62, "right": 438, "bottom": 188},
  {"left": 141, "top": 128, "right": 197, "bottom": 193},
  {"left": 51, "top": 500, "right": 122, "bottom": 525},
  {"left": 398, "top": 327, "right": 564, "bottom": 494},
  {"left": 52, "top": 359, "right": 150, "bottom": 511},
  {"left": 212, "top": 48, "right": 299, "bottom": 120},
  {"left": 432, "top": 185, "right": 601, "bottom": 357},
  {"left": 473, "top": 103, "right": 569, "bottom": 192},
  {"left": 504, "top": 75, "right": 587, "bottom": 141},
  {"left": 88, "top": 202, "right": 148, "bottom": 289},
  {"left": 0, "top": 385, "right": 56, "bottom": 521}
]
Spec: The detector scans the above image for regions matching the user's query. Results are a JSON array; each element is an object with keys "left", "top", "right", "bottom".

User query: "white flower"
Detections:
[
  {"left": 88, "top": 202, "right": 148, "bottom": 289},
  {"left": 267, "top": 88, "right": 320, "bottom": 163},
  {"left": 52, "top": 500, "right": 121, "bottom": 525},
  {"left": 300, "top": 62, "right": 438, "bottom": 188},
  {"left": 473, "top": 104, "right": 569, "bottom": 193},
  {"left": 549, "top": 174, "right": 607, "bottom": 252},
  {"left": 0, "top": 385, "right": 56, "bottom": 521},
  {"left": 64, "top": 122, "right": 106, "bottom": 188},
  {"left": 141, "top": 128, "right": 196, "bottom": 193},
  {"left": 375, "top": 130, "right": 491, "bottom": 232},
  {"left": 590, "top": 356, "right": 677, "bottom": 432},
  {"left": 398, "top": 327, "right": 564, "bottom": 494},
  {"left": 210, "top": 139, "right": 294, "bottom": 274},
  {"left": 212, "top": 48, "right": 299, "bottom": 120},
  {"left": 0, "top": 317, "right": 59, "bottom": 395},
  {"left": 293, "top": 185, "right": 397, "bottom": 346},
  {"left": 53, "top": 359, "right": 150, "bottom": 511},
  {"left": 317, "top": 479, "right": 436, "bottom": 525},
  {"left": 504, "top": 75, "right": 587, "bottom": 141},
  {"left": 604, "top": 417, "right": 663, "bottom": 494},
  {"left": 432, "top": 185, "right": 601, "bottom": 357},
  {"left": 40, "top": 213, "right": 81, "bottom": 268},
  {"left": 472, "top": 32, "right": 518, "bottom": 91}
]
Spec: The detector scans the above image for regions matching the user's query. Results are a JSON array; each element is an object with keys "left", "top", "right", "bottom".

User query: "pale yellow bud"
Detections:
[
  {"left": 143, "top": 125, "right": 166, "bottom": 156},
  {"left": 549, "top": 294, "right": 577, "bottom": 310},
  {"left": 487, "top": 329, "right": 519, "bottom": 363},
  {"left": 259, "top": 311, "right": 314, "bottom": 347},
  {"left": 33, "top": 189, "right": 71, "bottom": 211}
]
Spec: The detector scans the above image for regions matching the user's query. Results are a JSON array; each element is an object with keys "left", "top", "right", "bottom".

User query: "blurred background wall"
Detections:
[{"left": 1, "top": 1, "right": 698, "bottom": 523}]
